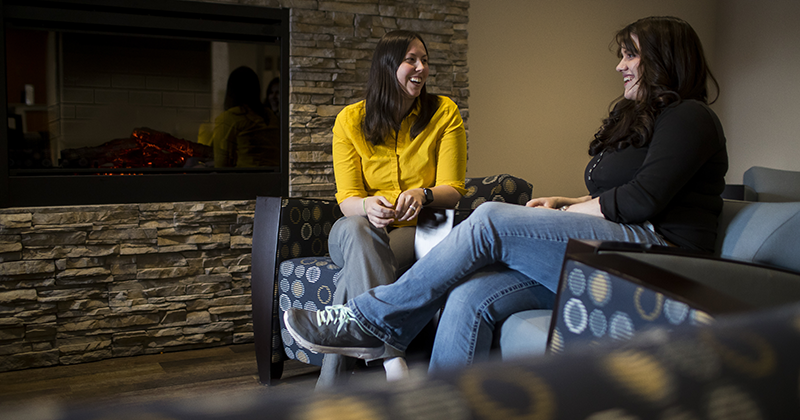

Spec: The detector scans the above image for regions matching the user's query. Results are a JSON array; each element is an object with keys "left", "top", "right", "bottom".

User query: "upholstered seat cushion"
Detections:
[
  {"left": 277, "top": 256, "right": 340, "bottom": 365},
  {"left": 718, "top": 200, "right": 800, "bottom": 272},
  {"left": 498, "top": 309, "right": 551, "bottom": 360}
]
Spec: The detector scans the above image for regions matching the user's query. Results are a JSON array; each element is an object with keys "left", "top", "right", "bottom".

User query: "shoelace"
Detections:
[{"left": 316, "top": 305, "right": 366, "bottom": 336}]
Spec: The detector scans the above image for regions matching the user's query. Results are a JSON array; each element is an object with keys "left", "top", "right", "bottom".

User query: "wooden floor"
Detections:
[{"left": 0, "top": 344, "right": 322, "bottom": 413}]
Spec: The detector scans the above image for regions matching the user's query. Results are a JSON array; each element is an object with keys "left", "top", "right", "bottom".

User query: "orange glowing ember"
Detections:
[{"left": 60, "top": 128, "right": 213, "bottom": 170}]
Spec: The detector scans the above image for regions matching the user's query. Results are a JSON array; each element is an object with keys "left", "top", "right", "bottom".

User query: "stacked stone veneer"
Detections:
[{"left": 0, "top": 201, "right": 255, "bottom": 372}]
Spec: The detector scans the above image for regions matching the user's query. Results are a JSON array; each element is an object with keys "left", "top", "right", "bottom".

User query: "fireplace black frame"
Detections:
[{"left": 0, "top": 0, "right": 290, "bottom": 208}]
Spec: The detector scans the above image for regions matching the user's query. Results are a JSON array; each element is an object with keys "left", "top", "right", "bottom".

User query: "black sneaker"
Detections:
[{"left": 284, "top": 305, "right": 387, "bottom": 360}]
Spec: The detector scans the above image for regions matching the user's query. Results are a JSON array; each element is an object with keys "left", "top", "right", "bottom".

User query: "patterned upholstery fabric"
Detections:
[
  {"left": 549, "top": 259, "right": 714, "bottom": 353},
  {"left": 457, "top": 173, "right": 533, "bottom": 209},
  {"left": 270, "top": 199, "right": 342, "bottom": 365},
  {"left": 272, "top": 174, "right": 533, "bottom": 369},
  {"left": 277, "top": 257, "right": 339, "bottom": 366}
]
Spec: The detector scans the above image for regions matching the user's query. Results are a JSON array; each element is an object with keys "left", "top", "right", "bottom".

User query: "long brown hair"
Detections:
[
  {"left": 363, "top": 30, "right": 440, "bottom": 146},
  {"left": 224, "top": 66, "right": 270, "bottom": 124},
  {"left": 589, "top": 16, "right": 719, "bottom": 155}
]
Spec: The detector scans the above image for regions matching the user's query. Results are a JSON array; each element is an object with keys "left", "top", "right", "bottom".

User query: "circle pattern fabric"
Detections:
[
  {"left": 567, "top": 268, "right": 586, "bottom": 297},
  {"left": 550, "top": 259, "right": 716, "bottom": 353},
  {"left": 457, "top": 174, "right": 534, "bottom": 210},
  {"left": 276, "top": 256, "right": 340, "bottom": 367}
]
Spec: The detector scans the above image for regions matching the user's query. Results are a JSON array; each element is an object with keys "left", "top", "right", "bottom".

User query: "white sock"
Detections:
[{"left": 383, "top": 356, "right": 409, "bottom": 382}]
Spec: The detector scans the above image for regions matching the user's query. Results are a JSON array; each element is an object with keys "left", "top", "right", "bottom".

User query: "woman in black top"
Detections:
[{"left": 283, "top": 16, "right": 729, "bottom": 375}]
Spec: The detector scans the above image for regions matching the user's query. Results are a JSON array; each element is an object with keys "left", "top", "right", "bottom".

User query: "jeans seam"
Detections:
[
  {"left": 477, "top": 210, "right": 573, "bottom": 244},
  {"left": 464, "top": 279, "right": 544, "bottom": 365}
]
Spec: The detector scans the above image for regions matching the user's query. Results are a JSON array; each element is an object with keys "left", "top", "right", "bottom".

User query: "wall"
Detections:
[
  {"left": 467, "top": 0, "right": 719, "bottom": 197},
  {"left": 714, "top": 0, "right": 800, "bottom": 183}
]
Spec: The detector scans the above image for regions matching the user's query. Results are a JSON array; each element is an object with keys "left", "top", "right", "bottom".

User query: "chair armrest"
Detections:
[
  {"left": 606, "top": 252, "right": 800, "bottom": 309},
  {"left": 565, "top": 239, "right": 800, "bottom": 311},
  {"left": 722, "top": 184, "right": 746, "bottom": 200},
  {"left": 570, "top": 239, "right": 708, "bottom": 257},
  {"left": 721, "top": 184, "right": 758, "bottom": 202},
  {"left": 251, "top": 197, "right": 283, "bottom": 384}
]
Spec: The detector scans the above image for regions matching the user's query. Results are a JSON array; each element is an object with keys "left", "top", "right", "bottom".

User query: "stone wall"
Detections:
[{"left": 0, "top": 202, "right": 255, "bottom": 372}]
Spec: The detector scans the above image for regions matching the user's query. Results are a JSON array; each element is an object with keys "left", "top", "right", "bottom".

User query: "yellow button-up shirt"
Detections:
[
  {"left": 199, "top": 106, "right": 279, "bottom": 168},
  {"left": 333, "top": 96, "right": 467, "bottom": 226}
]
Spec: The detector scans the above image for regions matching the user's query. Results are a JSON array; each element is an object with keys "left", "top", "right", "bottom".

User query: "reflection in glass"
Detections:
[
  {"left": 5, "top": 28, "right": 281, "bottom": 173},
  {"left": 199, "top": 66, "right": 279, "bottom": 168}
]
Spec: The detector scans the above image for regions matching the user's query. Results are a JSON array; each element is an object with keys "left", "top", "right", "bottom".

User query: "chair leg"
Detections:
[{"left": 270, "top": 360, "right": 284, "bottom": 380}]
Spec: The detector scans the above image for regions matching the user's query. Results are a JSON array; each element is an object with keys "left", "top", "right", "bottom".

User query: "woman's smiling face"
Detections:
[
  {"left": 396, "top": 38, "right": 429, "bottom": 102},
  {"left": 616, "top": 34, "right": 641, "bottom": 101}
]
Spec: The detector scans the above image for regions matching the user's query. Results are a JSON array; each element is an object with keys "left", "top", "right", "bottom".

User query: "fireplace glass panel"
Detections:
[{"left": 7, "top": 28, "right": 282, "bottom": 174}]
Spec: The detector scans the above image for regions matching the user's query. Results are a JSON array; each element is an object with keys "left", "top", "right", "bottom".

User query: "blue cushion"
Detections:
[
  {"left": 498, "top": 309, "right": 551, "bottom": 360},
  {"left": 719, "top": 201, "right": 800, "bottom": 272}
]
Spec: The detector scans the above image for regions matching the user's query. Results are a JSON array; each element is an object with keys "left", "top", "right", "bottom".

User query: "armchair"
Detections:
[
  {"left": 250, "top": 174, "right": 533, "bottom": 384},
  {"left": 251, "top": 197, "right": 342, "bottom": 383}
]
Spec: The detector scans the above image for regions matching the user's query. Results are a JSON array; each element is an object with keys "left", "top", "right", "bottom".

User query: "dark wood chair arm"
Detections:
[{"left": 564, "top": 239, "right": 800, "bottom": 313}]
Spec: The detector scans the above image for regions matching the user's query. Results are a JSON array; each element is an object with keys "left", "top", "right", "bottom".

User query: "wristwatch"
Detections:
[{"left": 422, "top": 188, "right": 434, "bottom": 206}]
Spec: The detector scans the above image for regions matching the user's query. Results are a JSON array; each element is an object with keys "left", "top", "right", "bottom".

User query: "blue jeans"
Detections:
[{"left": 347, "top": 202, "right": 668, "bottom": 371}]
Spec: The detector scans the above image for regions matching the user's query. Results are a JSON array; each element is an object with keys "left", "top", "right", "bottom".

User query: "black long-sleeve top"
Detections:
[{"left": 585, "top": 100, "right": 728, "bottom": 252}]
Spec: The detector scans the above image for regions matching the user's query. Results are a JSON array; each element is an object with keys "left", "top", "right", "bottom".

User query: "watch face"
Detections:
[{"left": 424, "top": 188, "right": 434, "bottom": 205}]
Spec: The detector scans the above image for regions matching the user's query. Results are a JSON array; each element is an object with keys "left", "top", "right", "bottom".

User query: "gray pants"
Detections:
[{"left": 316, "top": 216, "right": 416, "bottom": 389}]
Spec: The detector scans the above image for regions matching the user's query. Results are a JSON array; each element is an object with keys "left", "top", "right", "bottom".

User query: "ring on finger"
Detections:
[{"left": 409, "top": 206, "right": 416, "bottom": 212}]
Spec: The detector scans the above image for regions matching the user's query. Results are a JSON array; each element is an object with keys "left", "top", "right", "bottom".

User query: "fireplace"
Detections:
[{"left": 1, "top": 0, "right": 289, "bottom": 208}]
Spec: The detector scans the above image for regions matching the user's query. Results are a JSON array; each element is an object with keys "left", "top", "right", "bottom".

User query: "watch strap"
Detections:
[{"left": 423, "top": 188, "right": 434, "bottom": 205}]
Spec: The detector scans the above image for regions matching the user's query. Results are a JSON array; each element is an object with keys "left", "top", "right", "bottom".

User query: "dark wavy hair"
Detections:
[
  {"left": 224, "top": 66, "right": 270, "bottom": 124},
  {"left": 363, "top": 30, "right": 440, "bottom": 146},
  {"left": 589, "top": 16, "right": 719, "bottom": 155}
]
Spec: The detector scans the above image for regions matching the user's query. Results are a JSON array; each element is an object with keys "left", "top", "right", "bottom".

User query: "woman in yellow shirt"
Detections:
[{"left": 320, "top": 30, "right": 467, "bottom": 387}]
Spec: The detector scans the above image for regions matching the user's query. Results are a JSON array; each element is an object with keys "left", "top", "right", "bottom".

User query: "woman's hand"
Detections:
[
  {"left": 340, "top": 185, "right": 461, "bottom": 227},
  {"left": 526, "top": 195, "right": 603, "bottom": 217},
  {"left": 526, "top": 196, "right": 577, "bottom": 209},
  {"left": 364, "top": 196, "right": 397, "bottom": 228},
  {"left": 394, "top": 189, "right": 425, "bottom": 222}
]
